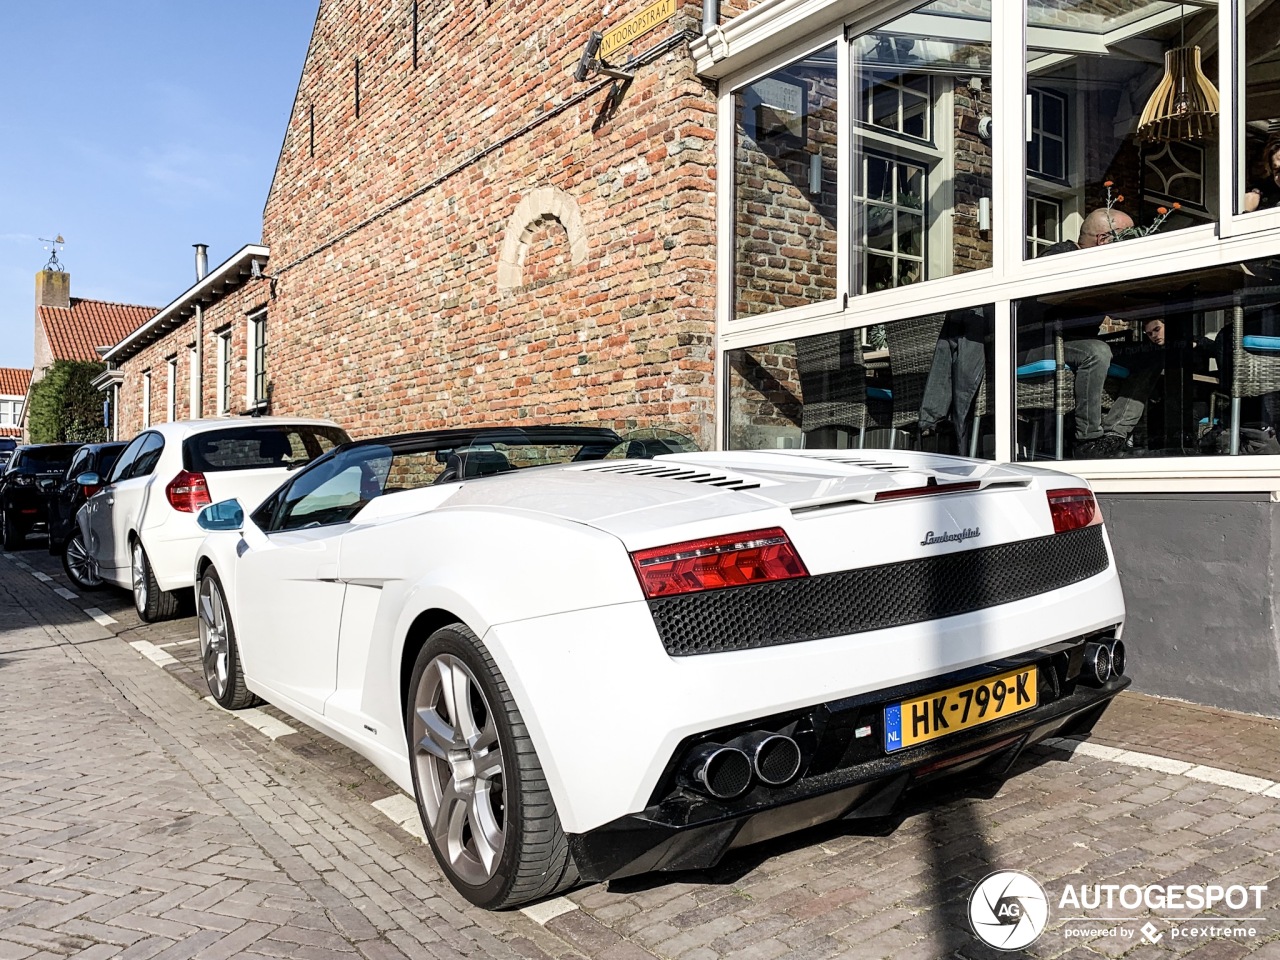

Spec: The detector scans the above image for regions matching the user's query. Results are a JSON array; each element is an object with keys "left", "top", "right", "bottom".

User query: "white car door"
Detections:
[
  {"left": 232, "top": 450, "right": 383, "bottom": 716},
  {"left": 82, "top": 432, "right": 157, "bottom": 582},
  {"left": 107, "top": 433, "right": 165, "bottom": 574}
]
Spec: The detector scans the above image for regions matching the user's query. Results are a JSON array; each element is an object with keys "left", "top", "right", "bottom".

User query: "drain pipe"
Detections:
[
  {"left": 702, "top": 0, "right": 719, "bottom": 34},
  {"left": 193, "top": 244, "right": 208, "bottom": 418}
]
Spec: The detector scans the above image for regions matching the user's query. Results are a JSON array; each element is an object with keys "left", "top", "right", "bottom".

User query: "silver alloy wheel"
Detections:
[
  {"left": 197, "top": 576, "right": 229, "bottom": 699},
  {"left": 65, "top": 531, "right": 101, "bottom": 587},
  {"left": 132, "top": 542, "right": 147, "bottom": 613},
  {"left": 412, "top": 653, "right": 506, "bottom": 886}
]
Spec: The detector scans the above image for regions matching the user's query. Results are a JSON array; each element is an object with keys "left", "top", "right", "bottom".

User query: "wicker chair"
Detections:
[
  {"left": 1226, "top": 285, "right": 1280, "bottom": 455},
  {"left": 795, "top": 330, "right": 871, "bottom": 448},
  {"left": 884, "top": 313, "right": 947, "bottom": 449}
]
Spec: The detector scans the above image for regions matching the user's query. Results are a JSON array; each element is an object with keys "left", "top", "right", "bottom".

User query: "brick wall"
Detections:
[{"left": 252, "top": 0, "right": 719, "bottom": 446}]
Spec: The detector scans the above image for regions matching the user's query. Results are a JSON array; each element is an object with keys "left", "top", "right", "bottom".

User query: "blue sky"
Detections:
[{"left": 0, "top": 2, "right": 319, "bottom": 370}]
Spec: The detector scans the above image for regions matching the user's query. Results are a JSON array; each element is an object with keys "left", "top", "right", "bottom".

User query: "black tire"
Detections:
[
  {"left": 406, "top": 623, "right": 578, "bottom": 909},
  {"left": 197, "top": 568, "right": 261, "bottom": 709},
  {"left": 1, "top": 505, "right": 27, "bottom": 551},
  {"left": 62, "top": 528, "right": 105, "bottom": 591},
  {"left": 131, "top": 539, "right": 180, "bottom": 622}
]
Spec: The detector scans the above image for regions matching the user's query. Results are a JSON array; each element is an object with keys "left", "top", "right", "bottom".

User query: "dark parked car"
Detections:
[
  {"left": 47, "top": 441, "right": 127, "bottom": 556},
  {"left": 0, "top": 443, "right": 80, "bottom": 550}
]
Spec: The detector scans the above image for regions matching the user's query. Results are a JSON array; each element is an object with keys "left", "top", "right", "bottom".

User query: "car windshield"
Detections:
[
  {"left": 21, "top": 446, "right": 78, "bottom": 471},
  {"left": 258, "top": 425, "right": 654, "bottom": 531},
  {"left": 183, "top": 424, "right": 350, "bottom": 473}
]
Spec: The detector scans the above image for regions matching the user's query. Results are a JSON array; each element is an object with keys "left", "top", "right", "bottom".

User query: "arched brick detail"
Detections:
[{"left": 497, "top": 186, "right": 588, "bottom": 292}]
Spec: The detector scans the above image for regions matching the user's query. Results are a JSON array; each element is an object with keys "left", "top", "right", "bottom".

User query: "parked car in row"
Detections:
[
  {"left": 191, "top": 424, "right": 1128, "bottom": 909},
  {"left": 66, "top": 418, "right": 349, "bottom": 621},
  {"left": 0, "top": 443, "right": 80, "bottom": 550},
  {"left": 48, "top": 441, "right": 127, "bottom": 559}
]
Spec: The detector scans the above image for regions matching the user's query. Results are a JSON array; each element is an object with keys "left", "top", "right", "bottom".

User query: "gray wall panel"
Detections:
[{"left": 1097, "top": 493, "right": 1280, "bottom": 717}]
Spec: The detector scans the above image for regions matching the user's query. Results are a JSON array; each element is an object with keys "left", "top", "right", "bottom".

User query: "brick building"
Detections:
[
  {"left": 100, "top": 0, "right": 1280, "bottom": 714},
  {"left": 21, "top": 268, "right": 156, "bottom": 440},
  {"left": 0, "top": 368, "right": 31, "bottom": 441},
  {"left": 108, "top": 0, "right": 719, "bottom": 443}
]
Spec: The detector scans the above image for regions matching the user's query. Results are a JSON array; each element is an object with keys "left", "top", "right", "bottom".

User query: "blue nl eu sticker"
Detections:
[{"left": 884, "top": 704, "right": 903, "bottom": 752}]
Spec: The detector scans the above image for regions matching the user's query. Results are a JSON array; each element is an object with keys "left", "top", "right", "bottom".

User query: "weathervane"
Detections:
[{"left": 40, "top": 234, "right": 66, "bottom": 272}]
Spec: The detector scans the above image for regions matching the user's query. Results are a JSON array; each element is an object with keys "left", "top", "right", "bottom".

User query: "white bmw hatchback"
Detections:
[{"left": 68, "top": 417, "right": 348, "bottom": 620}]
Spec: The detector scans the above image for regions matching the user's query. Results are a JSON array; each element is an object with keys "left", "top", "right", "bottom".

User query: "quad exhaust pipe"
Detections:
[
  {"left": 684, "top": 731, "right": 803, "bottom": 799},
  {"left": 1082, "top": 639, "right": 1126, "bottom": 686}
]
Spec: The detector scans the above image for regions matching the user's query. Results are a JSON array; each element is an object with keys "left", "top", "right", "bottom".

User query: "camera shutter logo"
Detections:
[{"left": 969, "top": 870, "right": 1049, "bottom": 950}]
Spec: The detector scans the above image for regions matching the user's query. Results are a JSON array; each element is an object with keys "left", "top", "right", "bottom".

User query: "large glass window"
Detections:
[
  {"left": 727, "top": 306, "right": 996, "bottom": 457},
  {"left": 1025, "top": 0, "right": 1219, "bottom": 259},
  {"left": 1239, "top": 0, "right": 1280, "bottom": 216},
  {"left": 733, "top": 45, "right": 839, "bottom": 318},
  {"left": 1014, "top": 256, "right": 1280, "bottom": 460},
  {"left": 852, "top": 0, "right": 992, "bottom": 292}
]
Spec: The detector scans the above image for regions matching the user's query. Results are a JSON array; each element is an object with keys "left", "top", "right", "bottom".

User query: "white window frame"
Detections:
[
  {"left": 142, "top": 371, "right": 151, "bottom": 429},
  {"left": 246, "top": 311, "right": 267, "bottom": 410},
  {"left": 165, "top": 357, "right": 177, "bottom": 422},
  {"left": 188, "top": 345, "right": 199, "bottom": 419},
  {"left": 712, "top": 0, "right": 1280, "bottom": 488},
  {"left": 216, "top": 329, "right": 232, "bottom": 416}
]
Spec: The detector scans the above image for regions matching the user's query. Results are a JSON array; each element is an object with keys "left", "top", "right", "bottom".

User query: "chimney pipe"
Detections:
[{"left": 192, "top": 244, "right": 208, "bottom": 418}]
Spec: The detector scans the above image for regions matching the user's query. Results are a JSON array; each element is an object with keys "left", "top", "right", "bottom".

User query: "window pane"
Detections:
[
  {"left": 1239, "top": 0, "right": 1280, "bottom": 216},
  {"left": 733, "top": 46, "right": 839, "bottom": 319},
  {"left": 853, "top": 0, "right": 992, "bottom": 294},
  {"left": 1014, "top": 256, "right": 1280, "bottom": 461},
  {"left": 726, "top": 306, "right": 996, "bottom": 457},
  {"left": 1025, "top": 0, "right": 1218, "bottom": 259}
]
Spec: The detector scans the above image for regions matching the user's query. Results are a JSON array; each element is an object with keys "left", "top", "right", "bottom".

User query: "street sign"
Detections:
[{"left": 600, "top": 0, "right": 676, "bottom": 60}]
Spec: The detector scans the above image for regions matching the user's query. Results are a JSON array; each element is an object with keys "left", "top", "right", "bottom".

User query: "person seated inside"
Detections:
[
  {"left": 1021, "top": 208, "right": 1135, "bottom": 459},
  {"left": 1243, "top": 138, "right": 1280, "bottom": 213}
]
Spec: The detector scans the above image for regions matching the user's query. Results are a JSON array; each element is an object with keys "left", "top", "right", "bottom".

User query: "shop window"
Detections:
[
  {"left": 166, "top": 357, "right": 177, "bottom": 422},
  {"left": 217, "top": 330, "right": 232, "bottom": 416},
  {"left": 142, "top": 371, "right": 151, "bottom": 429},
  {"left": 852, "top": 0, "right": 992, "bottom": 294},
  {"left": 1014, "top": 255, "right": 1280, "bottom": 461},
  {"left": 1024, "top": 0, "right": 1218, "bottom": 256},
  {"left": 732, "top": 45, "right": 839, "bottom": 319},
  {"left": 248, "top": 312, "right": 267, "bottom": 409},
  {"left": 726, "top": 305, "right": 996, "bottom": 457},
  {"left": 1239, "top": 0, "right": 1280, "bottom": 216}
]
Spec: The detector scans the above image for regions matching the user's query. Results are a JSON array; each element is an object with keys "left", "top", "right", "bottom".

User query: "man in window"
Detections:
[{"left": 1021, "top": 208, "right": 1136, "bottom": 459}]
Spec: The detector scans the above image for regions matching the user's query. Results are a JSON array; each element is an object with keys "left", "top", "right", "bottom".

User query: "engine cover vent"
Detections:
[{"left": 576, "top": 462, "right": 761, "bottom": 491}]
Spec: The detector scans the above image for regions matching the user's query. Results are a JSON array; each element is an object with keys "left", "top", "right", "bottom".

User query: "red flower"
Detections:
[
  {"left": 1116, "top": 195, "right": 1125, "bottom": 202},
  {"left": 1173, "top": 202, "right": 1182, "bottom": 209},
  {"left": 1157, "top": 206, "right": 1168, "bottom": 215},
  {"left": 1104, "top": 180, "right": 1114, "bottom": 187}
]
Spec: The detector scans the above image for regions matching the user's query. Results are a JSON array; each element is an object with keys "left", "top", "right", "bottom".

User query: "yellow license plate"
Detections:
[{"left": 884, "top": 666, "right": 1037, "bottom": 753}]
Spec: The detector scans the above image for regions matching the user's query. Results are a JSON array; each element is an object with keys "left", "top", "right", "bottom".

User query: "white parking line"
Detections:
[
  {"left": 129, "top": 639, "right": 178, "bottom": 667},
  {"left": 157, "top": 638, "right": 200, "bottom": 648},
  {"left": 31, "top": 571, "right": 52, "bottom": 583},
  {"left": 83, "top": 607, "right": 117, "bottom": 627},
  {"left": 53, "top": 587, "right": 78, "bottom": 601},
  {"left": 371, "top": 793, "right": 427, "bottom": 842},
  {"left": 1043, "top": 737, "right": 1279, "bottom": 796},
  {"left": 202, "top": 697, "right": 297, "bottom": 739},
  {"left": 520, "top": 897, "right": 581, "bottom": 925}
]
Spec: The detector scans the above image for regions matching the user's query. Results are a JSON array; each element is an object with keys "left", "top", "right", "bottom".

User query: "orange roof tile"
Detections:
[
  {"left": 38, "top": 299, "right": 158, "bottom": 363},
  {"left": 0, "top": 367, "right": 31, "bottom": 398}
]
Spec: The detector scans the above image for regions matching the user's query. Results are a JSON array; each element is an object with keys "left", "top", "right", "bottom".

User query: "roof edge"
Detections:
[{"left": 104, "top": 244, "right": 269, "bottom": 363}]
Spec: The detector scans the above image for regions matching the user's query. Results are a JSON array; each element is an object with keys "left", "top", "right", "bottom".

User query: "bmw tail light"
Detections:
[
  {"left": 166, "top": 470, "right": 212, "bottom": 513},
  {"left": 1047, "top": 487, "right": 1101, "bottom": 533},
  {"left": 630, "top": 527, "right": 809, "bottom": 599}
]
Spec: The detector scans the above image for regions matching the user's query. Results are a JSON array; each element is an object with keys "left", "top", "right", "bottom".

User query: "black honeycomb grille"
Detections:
[{"left": 649, "top": 526, "right": 1109, "bottom": 656}]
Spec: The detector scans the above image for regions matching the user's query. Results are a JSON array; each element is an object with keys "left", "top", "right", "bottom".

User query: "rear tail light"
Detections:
[
  {"left": 630, "top": 527, "right": 808, "bottom": 599},
  {"left": 1046, "top": 487, "right": 1101, "bottom": 533},
  {"left": 166, "top": 470, "right": 212, "bottom": 513}
]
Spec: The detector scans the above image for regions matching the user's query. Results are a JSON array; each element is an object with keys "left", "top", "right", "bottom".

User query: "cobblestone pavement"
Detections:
[{"left": 2, "top": 538, "right": 1279, "bottom": 959}]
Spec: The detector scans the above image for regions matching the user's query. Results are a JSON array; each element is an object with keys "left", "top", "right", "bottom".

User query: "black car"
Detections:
[
  {"left": 47, "top": 441, "right": 127, "bottom": 555},
  {"left": 0, "top": 443, "right": 81, "bottom": 550}
]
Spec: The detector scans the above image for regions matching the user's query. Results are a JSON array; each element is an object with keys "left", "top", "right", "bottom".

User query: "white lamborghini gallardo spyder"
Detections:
[{"left": 192, "top": 425, "right": 1127, "bottom": 909}]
